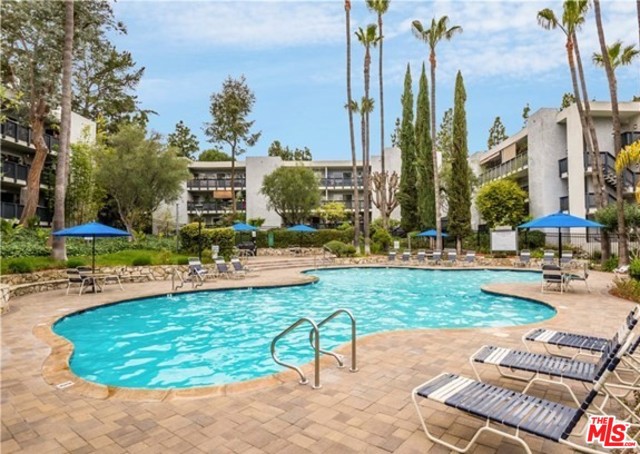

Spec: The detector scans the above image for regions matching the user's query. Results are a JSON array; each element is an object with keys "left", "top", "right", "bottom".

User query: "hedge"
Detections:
[
  {"left": 253, "top": 227, "right": 355, "bottom": 248},
  {"left": 179, "top": 223, "right": 235, "bottom": 257}
]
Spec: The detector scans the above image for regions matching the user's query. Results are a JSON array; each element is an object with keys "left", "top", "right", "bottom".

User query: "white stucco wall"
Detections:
[{"left": 245, "top": 156, "right": 283, "bottom": 228}]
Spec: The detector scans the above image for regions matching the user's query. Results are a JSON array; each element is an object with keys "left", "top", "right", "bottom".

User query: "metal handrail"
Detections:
[
  {"left": 171, "top": 268, "right": 185, "bottom": 291},
  {"left": 309, "top": 309, "right": 358, "bottom": 373},
  {"left": 271, "top": 317, "right": 321, "bottom": 389}
]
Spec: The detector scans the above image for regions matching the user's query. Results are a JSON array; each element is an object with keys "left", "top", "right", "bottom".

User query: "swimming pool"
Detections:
[{"left": 53, "top": 268, "right": 553, "bottom": 389}]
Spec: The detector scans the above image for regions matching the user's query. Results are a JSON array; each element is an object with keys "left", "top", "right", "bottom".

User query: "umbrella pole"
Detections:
[
  {"left": 92, "top": 235, "right": 96, "bottom": 273},
  {"left": 558, "top": 228, "right": 562, "bottom": 261}
]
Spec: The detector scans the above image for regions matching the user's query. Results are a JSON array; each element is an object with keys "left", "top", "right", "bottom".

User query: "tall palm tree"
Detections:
[
  {"left": 52, "top": 0, "right": 75, "bottom": 261},
  {"left": 355, "top": 24, "right": 380, "bottom": 255},
  {"left": 593, "top": 40, "right": 639, "bottom": 68},
  {"left": 366, "top": 0, "right": 390, "bottom": 228},
  {"left": 594, "top": 0, "right": 631, "bottom": 265},
  {"left": 344, "top": 0, "right": 360, "bottom": 252},
  {"left": 411, "top": 16, "right": 462, "bottom": 251},
  {"left": 637, "top": 1, "right": 640, "bottom": 50},
  {"left": 538, "top": 2, "right": 609, "bottom": 258}
]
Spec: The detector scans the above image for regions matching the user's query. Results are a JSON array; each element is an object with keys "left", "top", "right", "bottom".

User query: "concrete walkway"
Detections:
[{"left": 1, "top": 266, "right": 636, "bottom": 453}]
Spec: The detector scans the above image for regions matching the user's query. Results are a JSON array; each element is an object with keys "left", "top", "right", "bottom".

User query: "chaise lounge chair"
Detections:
[
  {"left": 412, "top": 336, "right": 634, "bottom": 454},
  {"left": 401, "top": 251, "right": 411, "bottom": 263},
  {"left": 230, "top": 257, "right": 253, "bottom": 277},
  {"left": 464, "top": 251, "right": 476, "bottom": 266},
  {"left": 564, "top": 262, "right": 590, "bottom": 292},
  {"left": 444, "top": 250, "right": 457, "bottom": 267},
  {"left": 514, "top": 249, "right": 530, "bottom": 267},
  {"left": 543, "top": 249, "right": 555, "bottom": 266},
  {"left": 215, "top": 259, "right": 242, "bottom": 279},
  {"left": 560, "top": 251, "right": 574, "bottom": 268},
  {"left": 541, "top": 264, "right": 568, "bottom": 293},
  {"left": 416, "top": 250, "right": 426, "bottom": 264},
  {"left": 66, "top": 269, "right": 95, "bottom": 295},
  {"left": 387, "top": 251, "right": 397, "bottom": 262},
  {"left": 430, "top": 250, "right": 442, "bottom": 266}
]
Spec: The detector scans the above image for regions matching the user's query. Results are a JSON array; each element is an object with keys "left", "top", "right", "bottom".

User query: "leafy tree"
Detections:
[
  {"left": 522, "top": 103, "right": 530, "bottom": 126},
  {"left": 594, "top": 202, "right": 640, "bottom": 235},
  {"left": 448, "top": 71, "right": 472, "bottom": 252},
  {"left": 487, "top": 116, "right": 507, "bottom": 149},
  {"left": 267, "top": 140, "right": 312, "bottom": 160},
  {"left": 436, "top": 108, "right": 453, "bottom": 202},
  {"left": 261, "top": 166, "right": 320, "bottom": 226},
  {"left": 318, "top": 201, "right": 347, "bottom": 226},
  {"left": 168, "top": 120, "right": 199, "bottom": 159},
  {"left": 344, "top": 0, "right": 360, "bottom": 253},
  {"left": 52, "top": 0, "right": 75, "bottom": 261},
  {"left": 199, "top": 148, "right": 231, "bottom": 161},
  {"left": 415, "top": 63, "right": 434, "bottom": 229},
  {"left": 66, "top": 141, "right": 105, "bottom": 225},
  {"left": 397, "top": 64, "right": 418, "bottom": 232},
  {"left": 204, "top": 75, "right": 261, "bottom": 215},
  {"left": 476, "top": 179, "right": 527, "bottom": 229},
  {"left": 95, "top": 124, "right": 190, "bottom": 233},
  {"left": 561, "top": 92, "right": 575, "bottom": 109},
  {"left": 412, "top": 15, "right": 463, "bottom": 250}
]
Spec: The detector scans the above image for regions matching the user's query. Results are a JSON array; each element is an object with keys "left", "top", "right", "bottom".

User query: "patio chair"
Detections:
[
  {"left": 430, "top": 250, "right": 442, "bottom": 266},
  {"left": 543, "top": 249, "right": 555, "bottom": 266},
  {"left": 387, "top": 251, "right": 397, "bottom": 262},
  {"left": 66, "top": 269, "right": 94, "bottom": 295},
  {"left": 444, "top": 250, "right": 457, "bottom": 266},
  {"left": 401, "top": 251, "right": 411, "bottom": 263},
  {"left": 188, "top": 257, "right": 209, "bottom": 281},
  {"left": 230, "top": 257, "right": 252, "bottom": 277},
  {"left": 614, "top": 265, "right": 630, "bottom": 275},
  {"left": 565, "top": 262, "right": 590, "bottom": 292},
  {"left": 560, "top": 251, "right": 574, "bottom": 268},
  {"left": 541, "top": 264, "right": 568, "bottom": 293},
  {"left": 514, "top": 249, "right": 530, "bottom": 267},
  {"left": 412, "top": 336, "right": 633, "bottom": 454},
  {"left": 469, "top": 331, "right": 640, "bottom": 415},
  {"left": 215, "top": 259, "right": 237, "bottom": 279},
  {"left": 464, "top": 251, "right": 476, "bottom": 266},
  {"left": 416, "top": 250, "right": 426, "bottom": 264}
]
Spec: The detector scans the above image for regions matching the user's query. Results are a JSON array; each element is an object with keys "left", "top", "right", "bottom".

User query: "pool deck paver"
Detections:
[{"left": 1, "top": 266, "right": 638, "bottom": 453}]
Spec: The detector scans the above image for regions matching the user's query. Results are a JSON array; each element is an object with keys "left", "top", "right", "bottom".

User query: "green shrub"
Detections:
[
  {"left": 254, "top": 228, "right": 354, "bottom": 249},
  {"left": 629, "top": 258, "right": 640, "bottom": 281},
  {"left": 179, "top": 223, "right": 235, "bottom": 257},
  {"left": 612, "top": 277, "right": 640, "bottom": 302},
  {"left": 176, "top": 257, "right": 189, "bottom": 265},
  {"left": 131, "top": 255, "right": 152, "bottom": 266},
  {"left": 372, "top": 229, "right": 392, "bottom": 252},
  {"left": 156, "top": 249, "right": 173, "bottom": 265},
  {"left": 66, "top": 258, "right": 86, "bottom": 268},
  {"left": 602, "top": 256, "right": 619, "bottom": 272},
  {"left": 519, "top": 231, "right": 545, "bottom": 250},
  {"left": 324, "top": 240, "right": 356, "bottom": 257},
  {"left": 8, "top": 259, "right": 34, "bottom": 274}
]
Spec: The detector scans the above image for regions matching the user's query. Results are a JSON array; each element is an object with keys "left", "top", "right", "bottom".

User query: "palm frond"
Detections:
[
  {"left": 537, "top": 8, "right": 559, "bottom": 30},
  {"left": 615, "top": 141, "right": 640, "bottom": 175},
  {"left": 366, "top": 0, "right": 390, "bottom": 14}
]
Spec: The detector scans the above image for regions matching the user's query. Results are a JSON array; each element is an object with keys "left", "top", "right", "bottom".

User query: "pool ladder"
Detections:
[
  {"left": 170, "top": 268, "right": 204, "bottom": 292},
  {"left": 270, "top": 309, "right": 357, "bottom": 389}
]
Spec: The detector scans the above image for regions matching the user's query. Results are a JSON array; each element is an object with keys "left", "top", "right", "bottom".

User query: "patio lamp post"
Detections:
[{"left": 194, "top": 203, "right": 203, "bottom": 261}]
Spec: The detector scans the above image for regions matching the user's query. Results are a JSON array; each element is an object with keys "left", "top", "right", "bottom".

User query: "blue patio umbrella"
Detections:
[
  {"left": 286, "top": 224, "right": 317, "bottom": 232},
  {"left": 416, "top": 229, "right": 449, "bottom": 238},
  {"left": 518, "top": 212, "right": 603, "bottom": 256},
  {"left": 53, "top": 221, "right": 131, "bottom": 272},
  {"left": 232, "top": 222, "right": 258, "bottom": 232}
]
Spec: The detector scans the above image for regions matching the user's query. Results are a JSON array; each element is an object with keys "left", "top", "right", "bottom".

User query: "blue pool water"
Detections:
[{"left": 54, "top": 268, "right": 553, "bottom": 389}]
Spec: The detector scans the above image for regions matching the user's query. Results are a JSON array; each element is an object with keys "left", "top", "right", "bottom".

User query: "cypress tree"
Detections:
[
  {"left": 448, "top": 71, "right": 472, "bottom": 253},
  {"left": 415, "top": 63, "right": 434, "bottom": 229},
  {"left": 398, "top": 64, "right": 418, "bottom": 231}
]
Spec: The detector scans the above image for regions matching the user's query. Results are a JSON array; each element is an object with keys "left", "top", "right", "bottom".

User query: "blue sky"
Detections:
[{"left": 111, "top": 0, "right": 639, "bottom": 160}]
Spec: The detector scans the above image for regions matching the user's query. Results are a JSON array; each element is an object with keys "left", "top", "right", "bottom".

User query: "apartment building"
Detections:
[
  {"left": 164, "top": 147, "right": 402, "bottom": 229},
  {"left": 469, "top": 101, "right": 640, "bottom": 232},
  {"left": 1, "top": 112, "right": 96, "bottom": 225}
]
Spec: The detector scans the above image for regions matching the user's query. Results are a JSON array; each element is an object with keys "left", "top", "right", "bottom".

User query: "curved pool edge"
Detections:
[{"left": 37, "top": 266, "right": 557, "bottom": 402}]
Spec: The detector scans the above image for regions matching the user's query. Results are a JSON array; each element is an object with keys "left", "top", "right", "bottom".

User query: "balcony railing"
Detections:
[
  {"left": 1, "top": 161, "right": 29, "bottom": 182},
  {"left": 584, "top": 151, "right": 635, "bottom": 190},
  {"left": 1, "top": 118, "right": 59, "bottom": 151},
  {"left": 0, "top": 202, "right": 51, "bottom": 223},
  {"left": 558, "top": 157, "right": 568, "bottom": 176},
  {"left": 586, "top": 193, "right": 617, "bottom": 209},
  {"left": 622, "top": 131, "right": 639, "bottom": 148},
  {"left": 478, "top": 152, "right": 528, "bottom": 185},
  {"left": 187, "top": 178, "right": 246, "bottom": 190},
  {"left": 320, "top": 177, "right": 364, "bottom": 188},
  {"left": 187, "top": 201, "right": 246, "bottom": 212}
]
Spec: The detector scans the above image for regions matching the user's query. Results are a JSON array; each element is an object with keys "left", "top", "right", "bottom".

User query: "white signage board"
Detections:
[{"left": 490, "top": 229, "right": 518, "bottom": 252}]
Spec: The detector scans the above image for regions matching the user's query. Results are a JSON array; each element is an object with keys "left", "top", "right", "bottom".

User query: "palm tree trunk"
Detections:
[
  {"left": 377, "top": 12, "right": 387, "bottom": 229},
  {"left": 363, "top": 51, "right": 371, "bottom": 255},
  {"left": 430, "top": 51, "right": 442, "bottom": 251},
  {"left": 637, "top": 1, "right": 640, "bottom": 50},
  {"left": 231, "top": 145, "right": 236, "bottom": 217},
  {"left": 345, "top": 1, "right": 360, "bottom": 252},
  {"left": 52, "top": 0, "right": 75, "bottom": 261},
  {"left": 594, "top": 0, "right": 628, "bottom": 265}
]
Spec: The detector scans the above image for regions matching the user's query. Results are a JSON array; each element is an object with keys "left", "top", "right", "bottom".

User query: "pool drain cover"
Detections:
[{"left": 56, "top": 381, "right": 74, "bottom": 389}]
